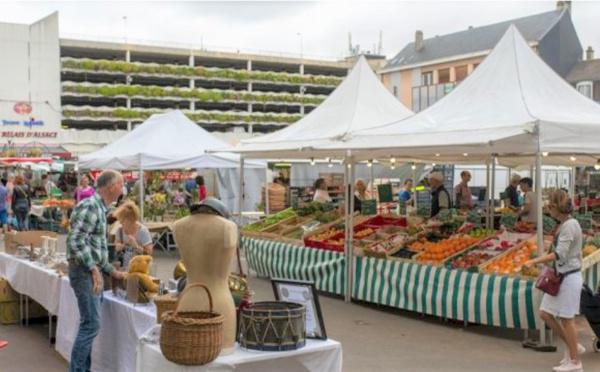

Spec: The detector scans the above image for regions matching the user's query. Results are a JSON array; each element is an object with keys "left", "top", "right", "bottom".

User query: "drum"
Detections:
[{"left": 239, "top": 301, "right": 305, "bottom": 351}]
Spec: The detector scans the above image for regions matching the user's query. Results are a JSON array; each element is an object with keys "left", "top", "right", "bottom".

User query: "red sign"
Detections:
[{"left": 13, "top": 102, "right": 32, "bottom": 115}]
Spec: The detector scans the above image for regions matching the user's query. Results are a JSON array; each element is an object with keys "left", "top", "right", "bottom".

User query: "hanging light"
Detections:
[
  {"left": 328, "top": 158, "right": 333, "bottom": 168},
  {"left": 411, "top": 163, "right": 417, "bottom": 170},
  {"left": 367, "top": 159, "right": 373, "bottom": 168},
  {"left": 310, "top": 157, "right": 315, "bottom": 166},
  {"left": 347, "top": 163, "right": 352, "bottom": 169},
  {"left": 595, "top": 160, "right": 600, "bottom": 170},
  {"left": 390, "top": 164, "right": 396, "bottom": 170},
  {"left": 435, "top": 153, "right": 440, "bottom": 157},
  {"left": 463, "top": 153, "right": 468, "bottom": 157},
  {"left": 432, "top": 163, "right": 436, "bottom": 167},
  {"left": 542, "top": 152, "right": 549, "bottom": 157},
  {"left": 390, "top": 157, "right": 396, "bottom": 164},
  {"left": 570, "top": 156, "right": 577, "bottom": 162}
]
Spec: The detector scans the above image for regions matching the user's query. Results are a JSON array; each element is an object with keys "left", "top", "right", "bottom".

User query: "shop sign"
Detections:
[{"left": 1, "top": 131, "right": 58, "bottom": 138}]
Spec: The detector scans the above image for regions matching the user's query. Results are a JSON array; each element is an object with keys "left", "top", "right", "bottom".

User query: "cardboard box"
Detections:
[
  {"left": 0, "top": 301, "right": 19, "bottom": 325},
  {"left": 0, "top": 278, "right": 19, "bottom": 303}
]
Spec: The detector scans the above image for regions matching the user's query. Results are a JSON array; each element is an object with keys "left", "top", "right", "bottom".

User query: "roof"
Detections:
[
  {"left": 386, "top": 10, "right": 566, "bottom": 70},
  {"left": 566, "top": 59, "right": 600, "bottom": 82}
]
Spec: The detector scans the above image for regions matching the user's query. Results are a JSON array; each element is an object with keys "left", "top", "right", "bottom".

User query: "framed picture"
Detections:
[{"left": 271, "top": 279, "right": 327, "bottom": 340}]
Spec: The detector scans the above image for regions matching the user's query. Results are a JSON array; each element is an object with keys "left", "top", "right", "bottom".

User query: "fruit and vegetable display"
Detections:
[
  {"left": 512, "top": 221, "right": 535, "bottom": 233},
  {"left": 416, "top": 235, "right": 479, "bottom": 264},
  {"left": 468, "top": 228, "right": 496, "bottom": 239},
  {"left": 354, "top": 227, "right": 376, "bottom": 240},
  {"left": 43, "top": 198, "right": 75, "bottom": 208},
  {"left": 451, "top": 252, "right": 494, "bottom": 270},
  {"left": 365, "top": 234, "right": 410, "bottom": 257},
  {"left": 483, "top": 241, "right": 537, "bottom": 276},
  {"left": 243, "top": 208, "right": 297, "bottom": 232}
]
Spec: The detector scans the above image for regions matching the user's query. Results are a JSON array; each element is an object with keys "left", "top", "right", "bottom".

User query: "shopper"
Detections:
[
  {"left": 428, "top": 171, "right": 452, "bottom": 217},
  {"left": 398, "top": 178, "right": 414, "bottom": 205},
  {"left": 454, "top": 170, "right": 473, "bottom": 210},
  {"left": 113, "top": 201, "right": 153, "bottom": 269},
  {"left": 519, "top": 177, "right": 537, "bottom": 223},
  {"left": 66, "top": 170, "right": 126, "bottom": 372},
  {"left": 42, "top": 173, "right": 57, "bottom": 197},
  {"left": 504, "top": 174, "right": 522, "bottom": 210},
  {"left": 524, "top": 189, "right": 584, "bottom": 372},
  {"left": 196, "top": 175, "right": 207, "bottom": 202},
  {"left": 313, "top": 178, "right": 331, "bottom": 203},
  {"left": 11, "top": 175, "right": 31, "bottom": 231},
  {"left": 74, "top": 175, "right": 95, "bottom": 204},
  {"left": 0, "top": 179, "right": 7, "bottom": 233}
]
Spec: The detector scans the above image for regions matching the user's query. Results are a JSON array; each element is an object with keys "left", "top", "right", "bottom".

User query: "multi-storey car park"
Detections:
[{"left": 59, "top": 38, "right": 351, "bottom": 135}]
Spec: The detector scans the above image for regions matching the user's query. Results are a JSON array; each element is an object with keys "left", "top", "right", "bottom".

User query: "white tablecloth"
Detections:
[
  {"left": 56, "top": 285, "right": 156, "bottom": 372},
  {"left": 136, "top": 334, "right": 343, "bottom": 372},
  {"left": 0, "top": 252, "right": 63, "bottom": 314}
]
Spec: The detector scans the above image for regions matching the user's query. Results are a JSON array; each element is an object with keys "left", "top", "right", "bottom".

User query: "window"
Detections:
[
  {"left": 438, "top": 68, "right": 450, "bottom": 84},
  {"left": 393, "top": 86, "right": 398, "bottom": 97},
  {"left": 577, "top": 81, "right": 593, "bottom": 99},
  {"left": 455, "top": 65, "right": 468, "bottom": 82},
  {"left": 421, "top": 71, "right": 433, "bottom": 86}
]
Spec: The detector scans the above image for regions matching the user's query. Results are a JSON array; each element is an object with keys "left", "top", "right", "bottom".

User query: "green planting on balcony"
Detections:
[
  {"left": 62, "top": 83, "right": 324, "bottom": 105},
  {"left": 62, "top": 58, "right": 343, "bottom": 86},
  {"left": 62, "top": 108, "right": 301, "bottom": 125}
]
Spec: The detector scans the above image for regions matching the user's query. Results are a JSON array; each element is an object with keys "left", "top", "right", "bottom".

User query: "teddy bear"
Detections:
[{"left": 126, "top": 255, "right": 159, "bottom": 302}]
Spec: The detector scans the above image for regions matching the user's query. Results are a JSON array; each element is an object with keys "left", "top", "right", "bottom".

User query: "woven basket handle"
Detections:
[{"left": 173, "top": 283, "right": 213, "bottom": 315}]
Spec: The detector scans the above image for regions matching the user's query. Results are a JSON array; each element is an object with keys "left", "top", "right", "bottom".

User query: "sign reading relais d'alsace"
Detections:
[{"left": 1, "top": 101, "right": 58, "bottom": 140}]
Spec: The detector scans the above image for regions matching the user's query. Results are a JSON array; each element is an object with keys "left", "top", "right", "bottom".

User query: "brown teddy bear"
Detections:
[{"left": 126, "top": 255, "right": 159, "bottom": 302}]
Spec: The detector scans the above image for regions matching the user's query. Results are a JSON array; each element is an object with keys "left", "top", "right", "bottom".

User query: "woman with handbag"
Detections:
[
  {"left": 524, "top": 189, "right": 584, "bottom": 372},
  {"left": 11, "top": 175, "right": 31, "bottom": 231}
]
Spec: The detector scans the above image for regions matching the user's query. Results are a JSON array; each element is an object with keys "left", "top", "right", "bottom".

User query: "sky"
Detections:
[{"left": 0, "top": 0, "right": 599, "bottom": 61}]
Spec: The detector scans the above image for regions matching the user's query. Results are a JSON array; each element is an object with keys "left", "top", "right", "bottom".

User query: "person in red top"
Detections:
[
  {"left": 196, "top": 175, "right": 207, "bottom": 202},
  {"left": 454, "top": 170, "right": 473, "bottom": 210}
]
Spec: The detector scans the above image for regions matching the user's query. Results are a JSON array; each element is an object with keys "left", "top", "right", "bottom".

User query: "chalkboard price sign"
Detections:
[
  {"left": 361, "top": 199, "right": 377, "bottom": 215},
  {"left": 377, "top": 184, "right": 393, "bottom": 203}
]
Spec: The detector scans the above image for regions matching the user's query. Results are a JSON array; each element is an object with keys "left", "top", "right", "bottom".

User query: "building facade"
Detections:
[
  {"left": 567, "top": 47, "right": 600, "bottom": 104},
  {"left": 381, "top": 2, "right": 583, "bottom": 112}
]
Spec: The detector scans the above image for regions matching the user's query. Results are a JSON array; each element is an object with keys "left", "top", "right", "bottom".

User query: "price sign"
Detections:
[{"left": 361, "top": 199, "right": 377, "bottom": 215}]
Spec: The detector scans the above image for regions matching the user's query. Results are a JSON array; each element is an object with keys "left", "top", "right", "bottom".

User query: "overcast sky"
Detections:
[{"left": 0, "top": 1, "right": 599, "bottom": 61}]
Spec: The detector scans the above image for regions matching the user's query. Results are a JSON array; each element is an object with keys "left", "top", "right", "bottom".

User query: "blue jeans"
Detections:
[
  {"left": 68, "top": 264, "right": 102, "bottom": 372},
  {"left": 14, "top": 208, "right": 29, "bottom": 231}
]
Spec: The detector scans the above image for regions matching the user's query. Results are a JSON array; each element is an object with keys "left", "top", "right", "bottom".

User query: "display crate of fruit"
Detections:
[
  {"left": 413, "top": 235, "right": 480, "bottom": 266},
  {"left": 363, "top": 234, "right": 413, "bottom": 260},
  {"left": 479, "top": 238, "right": 538, "bottom": 278},
  {"left": 445, "top": 231, "right": 534, "bottom": 271},
  {"left": 364, "top": 215, "right": 407, "bottom": 227}
]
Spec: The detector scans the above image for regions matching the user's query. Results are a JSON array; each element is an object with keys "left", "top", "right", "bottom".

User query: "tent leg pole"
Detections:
[
  {"left": 239, "top": 156, "right": 245, "bottom": 223},
  {"left": 570, "top": 166, "right": 576, "bottom": 206},
  {"left": 412, "top": 165, "right": 417, "bottom": 211},
  {"left": 370, "top": 162, "right": 374, "bottom": 200},
  {"left": 139, "top": 163, "right": 144, "bottom": 223},
  {"left": 536, "top": 151, "right": 551, "bottom": 348},
  {"left": 344, "top": 152, "right": 355, "bottom": 303},
  {"left": 485, "top": 160, "right": 490, "bottom": 229},
  {"left": 265, "top": 165, "right": 270, "bottom": 215},
  {"left": 491, "top": 156, "right": 496, "bottom": 229}
]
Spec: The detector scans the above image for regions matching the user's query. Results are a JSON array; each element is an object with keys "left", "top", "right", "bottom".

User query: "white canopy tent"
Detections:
[
  {"left": 229, "top": 55, "right": 414, "bottom": 159},
  {"left": 319, "top": 25, "right": 600, "bottom": 165},
  {"left": 78, "top": 110, "right": 265, "bottom": 216}
]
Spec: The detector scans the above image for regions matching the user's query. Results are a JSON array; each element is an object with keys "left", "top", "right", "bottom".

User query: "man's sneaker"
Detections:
[
  {"left": 553, "top": 359, "right": 583, "bottom": 372},
  {"left": 559, "top": 344, "right": 586, "bottom": 365}
]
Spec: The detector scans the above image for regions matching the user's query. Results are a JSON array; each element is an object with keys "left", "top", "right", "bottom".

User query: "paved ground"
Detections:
[{"left": 1, "top": 239, "right": 600, "bottom": 371}]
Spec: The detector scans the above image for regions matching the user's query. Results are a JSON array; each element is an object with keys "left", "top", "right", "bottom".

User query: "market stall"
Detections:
[{"left": 233, "top": 27, "right": 600, "bottom": 345}]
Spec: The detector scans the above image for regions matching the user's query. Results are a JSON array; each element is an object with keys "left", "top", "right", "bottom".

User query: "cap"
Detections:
[{"left": 428, "top": 171, "right": 444, "bottom": 182}]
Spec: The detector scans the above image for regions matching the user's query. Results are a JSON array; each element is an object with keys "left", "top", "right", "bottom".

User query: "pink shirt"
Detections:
[
  {"left": 75, "top": 186, "right": 96, "bottom": 203},
  {"left": 454, "top": 182, "right": 473, "bottom": 209},
  {"left": 198, "top": 185, "right": 207, "bottom": 202}
]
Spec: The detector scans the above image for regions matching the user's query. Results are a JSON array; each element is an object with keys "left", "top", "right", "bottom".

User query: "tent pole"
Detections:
[
  {"left": 264, "top": 165, "right": 270, "bottom": 215},
  {"left": 412, "top": 165, "right": 417, "bottom": 211},
  {"left": 344, "top": 151, "right": 355, "bottom": 303},
  {"left": 370, "top": 161, "right": 374, "bottom": 200},
  {"left": 491, "top": 155, "right": 496, "bottom": 229},
  {"left": 485, "top": 160, "right": 490, "bottom": 229},
  {"left": 535, "top": 150, "right": 547, "bottom": 346},
  {"left": 239, "top": 156, "right": 245, "bottom": 222},
  {"left": 570, "top": 166, "right": 576, "bottom": 203},
  {"left": 139, "top": 162, "right": 144, "bottom": 222}
]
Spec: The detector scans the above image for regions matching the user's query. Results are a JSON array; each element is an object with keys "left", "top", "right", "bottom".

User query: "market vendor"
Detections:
[
  {"left": 354, "top": 179, "right": 371, "bottom": 201},
  {"left": 113, "top": 201, "right": 153, "bottom": 269},
  {"left": 398, "top": 178, "right": 414, "bottom": 205},
  {"left": 518, "top": 177, "right": 537, "bottom": 223},
  {"left": 313, "top": 178, "right": 331, "bottom": 203},
  {"left": 429, "top": 171, "right": 452, "bottom": 217},
  {"left": 503, "top": 174, "right": 521, "bottom": 210},
  {"left": 454, "top": 171, "right": 473, "bottom": 210}
]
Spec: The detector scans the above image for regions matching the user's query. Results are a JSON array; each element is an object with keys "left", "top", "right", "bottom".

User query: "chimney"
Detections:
[
  {"left": 556, "top": 1, "right": 572, "bottom": 13},
  {"left": 415, "top": 30, "right": 424, "bottom": 52},
  {"left": 586, "top": 46, "right": 595, "bottom": 61}
]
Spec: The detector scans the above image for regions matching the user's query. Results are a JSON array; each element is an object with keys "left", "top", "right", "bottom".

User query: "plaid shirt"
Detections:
[{"left": 67, "top": 193, "right": 114, "bottom": 273}]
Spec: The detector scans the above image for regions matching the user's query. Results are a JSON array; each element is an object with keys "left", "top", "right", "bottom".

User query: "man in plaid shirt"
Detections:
[{"left": 67, "top": 170, "right": 126, "bottom": 372}]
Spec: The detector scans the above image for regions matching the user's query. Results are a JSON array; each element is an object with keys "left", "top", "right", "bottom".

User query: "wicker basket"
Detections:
[
  {"left": 160, "top": 283, "right": 224, "bottom": 365},
  {"left": 154, "top": 293, "right": 178, "bottom": 324}
]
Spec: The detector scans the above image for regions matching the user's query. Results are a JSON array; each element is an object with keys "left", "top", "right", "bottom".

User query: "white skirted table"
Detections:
[
  {"left": 55, "top": 286, "right": 156, "bottom": 372},
  {"left": 136, "top": 327, "right": 343, "bottom": 372}
]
